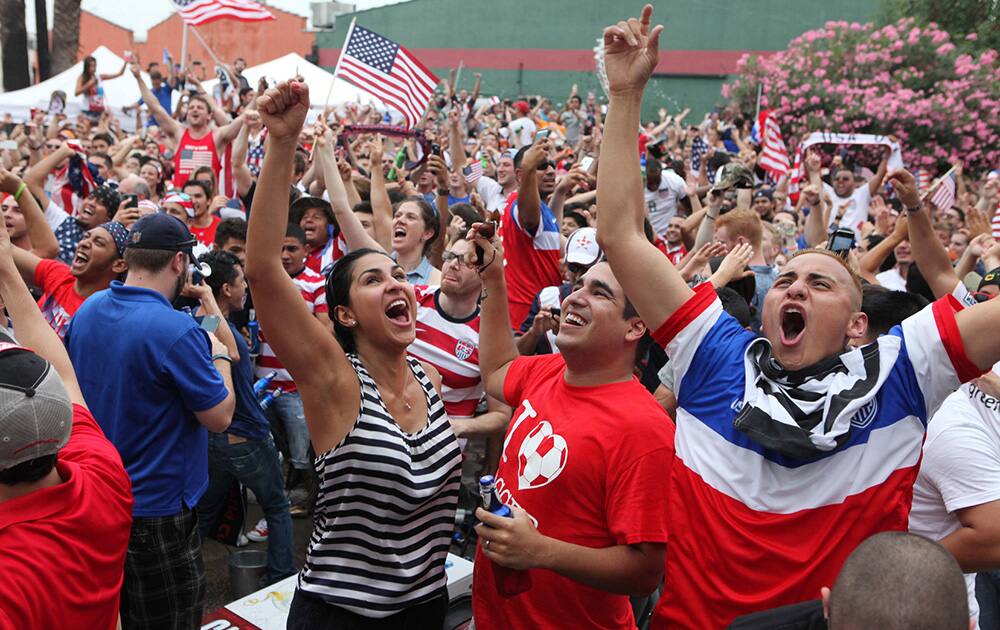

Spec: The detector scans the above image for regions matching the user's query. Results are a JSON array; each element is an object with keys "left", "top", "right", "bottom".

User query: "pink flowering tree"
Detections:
[{"left": 723, "top": 19, "right": 1000, "bottom": 174}]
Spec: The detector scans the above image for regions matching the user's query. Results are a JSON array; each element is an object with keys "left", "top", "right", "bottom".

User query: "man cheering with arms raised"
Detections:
[{"left": 596, "top": 6, "right": 1000, "bottom": 628}]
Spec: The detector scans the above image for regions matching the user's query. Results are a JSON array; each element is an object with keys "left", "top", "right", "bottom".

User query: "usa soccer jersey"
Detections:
[
  {"left": 408, "top": 285, "right": 483, "bottom": 418},
  {"left": 472, "top": 353, "right": 674, "bottom": 630},
  {"left": 498, "top": 192, "right": 562, "bottom": 329},
  {"left": 649, "top": 282, "right": 980, "bottom": 629}
]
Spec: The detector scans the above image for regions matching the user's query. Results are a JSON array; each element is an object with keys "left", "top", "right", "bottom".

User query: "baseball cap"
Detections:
[
  {"left": 712, "top": 163, "right": 754, "bottom": 192},
  {"left": 514, "top": 100, "right": 531, "bottom": 115},
  {"left": 979, "top": 267, "right": 1000, "bottom": 291},
  {"left": 289, "top": 195, "right": 336, "bottom": 227},
  {"left": 0, "top": 332, "right": 73, "bottom": 471},
  {"left": 565, "top": 227, "right": 602, "bottom": 266},
  {"left": 125, "top": 212, "right": 197, "bottom": 256},
  {"left": 753, "top": 188, "right": 774, "bottom": 201}
]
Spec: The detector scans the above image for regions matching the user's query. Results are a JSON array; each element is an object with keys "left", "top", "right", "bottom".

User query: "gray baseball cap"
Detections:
[{"left": 0, "top": 332, "right": 73, "bottom": 471}]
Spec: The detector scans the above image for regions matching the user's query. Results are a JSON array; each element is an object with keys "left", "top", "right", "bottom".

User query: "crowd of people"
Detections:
[{"left": 3, "top": 4, "right": 1000, "bottom": 629}]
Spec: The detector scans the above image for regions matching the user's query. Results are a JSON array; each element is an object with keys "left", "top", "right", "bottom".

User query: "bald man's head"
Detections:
[{"left": 826, "top": 532, "right": 969, "bottom": 630}]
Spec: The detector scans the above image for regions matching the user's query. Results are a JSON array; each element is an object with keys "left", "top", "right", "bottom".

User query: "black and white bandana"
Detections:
[{"left": 733, "top": 335, "right": 902, "bottom": 459}]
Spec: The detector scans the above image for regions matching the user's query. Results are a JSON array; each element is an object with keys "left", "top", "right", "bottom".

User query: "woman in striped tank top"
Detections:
[{"left": 246, "top": 81, "right": 462, "bottom": 628}]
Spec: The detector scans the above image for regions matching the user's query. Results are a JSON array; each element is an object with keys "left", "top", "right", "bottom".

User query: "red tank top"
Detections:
[{"left": 172, "top": 127, "right": 221, "bottom": 188}]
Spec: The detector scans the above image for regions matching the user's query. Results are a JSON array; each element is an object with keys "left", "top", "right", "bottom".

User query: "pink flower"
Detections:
[
  {"left": 813, "top": 68, "right": 826, "bottom": 78},
  {"left": 966, "top": 33, "right": 979, "bottom": 41},
  {"left": 936, "top": 43, "right": 955, "bottom": 56}
]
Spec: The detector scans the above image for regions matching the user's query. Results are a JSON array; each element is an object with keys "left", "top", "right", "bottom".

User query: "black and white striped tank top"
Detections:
[{"left": 298, "top": 353, "right": 462, "bottom": 617}]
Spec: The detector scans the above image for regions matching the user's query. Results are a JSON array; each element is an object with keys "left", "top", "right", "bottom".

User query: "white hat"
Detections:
[{"left": 565, "top": 227, "right": 601, "bottom": 266}]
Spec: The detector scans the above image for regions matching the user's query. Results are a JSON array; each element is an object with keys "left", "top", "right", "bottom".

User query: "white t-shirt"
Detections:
[
  {"left": 909, "top": 367, "right": 1000, "bottom": 629},
  {"left": 823, "top": 182, "right": 872, "bottom": 236},
  {"left": 475, "top": 176, "right": 507, "bottom": 212},
  {"left": 509, "top": 116, "right": 536, "bottom": 148},
  {"left": 875, "top": 267, "right": 907, "bottom": 291},
  {"left": 644, "top": 169, "right": 688, "bottom": 236}
]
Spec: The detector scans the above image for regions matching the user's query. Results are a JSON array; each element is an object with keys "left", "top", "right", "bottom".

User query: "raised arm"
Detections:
[
  {"left": 229, "top": 118, "right": 254, "bottom": 197},
  {"left": 514, "top": 138, "right": 552, "bottom": 234},
  {"left": 465, "top": 226, "right": 518, "bottom": 404},
  {"left": 213, "top": 114, "right": 245, "bottom": 148},
  {"left": 245, "top": 80, "right": 355, "bottom": 455},
  {"left": 130, "top": 63, "right": 183, "bottom": 140},
  {"left": 315, "top": 128, "right": 382, "bottom": 252},
  {"left": 859, "top": 214, "right": 907, "bottom": 283},
  {"left": 596, "top": 5, "right": 692, "bottom": 330},
  {"left": 867, "top": 148, "right": 889, "bottom": 197},
  {"left": 0, "top": 218, "right": 85, "bottom": 406},
  {"left": 1, "top": 169, "right": 59, "bottom": 259},
  {"left": 888, "top": 169, "right": 958, "bottom": 299},
  {"left": 365, "top": 135, "right": 394, "bottom": 251}
]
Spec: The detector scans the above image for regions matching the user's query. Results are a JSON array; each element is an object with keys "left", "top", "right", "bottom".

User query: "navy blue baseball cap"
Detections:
[{"left": 125, "top": 212, "right": 197, "bottom": 256}]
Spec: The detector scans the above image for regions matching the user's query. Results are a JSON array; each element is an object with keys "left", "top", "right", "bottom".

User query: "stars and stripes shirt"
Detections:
[
  {"left": 649, "top": 283, "right": 980, "bottom": 629},
  {"left": 172, "top": 128, "right": 221, "bottom": 189},
  {"left": 300, "top": 353, "right": 460, "bottom": 617},
  {"left": 254, "top": 267, "right": 328, "bottom": 393},
  {"left": 408, "top": 286, "right": 483, "bottom": 418},
  {"left": 304, "top": 234, "right": 349, "bottom": 277}
]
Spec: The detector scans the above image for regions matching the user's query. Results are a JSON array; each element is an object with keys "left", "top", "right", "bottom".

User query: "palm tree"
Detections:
[
  {"left": 0, "top": 0, "right": 30, "bottom": 90},
  {"left": 50, "top": 0, "right": 81, "bottom": 74}
]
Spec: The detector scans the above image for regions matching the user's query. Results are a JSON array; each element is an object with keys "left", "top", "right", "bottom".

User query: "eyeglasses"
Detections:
[
  {"left": 442, "top": 251, "right": 475, "bottom": 268},
  {"left": 536, "top": 161, "right": 556, "bottom": 171},
  {"left": 972, "top": 291, "right": 997, "bottom": 303}
]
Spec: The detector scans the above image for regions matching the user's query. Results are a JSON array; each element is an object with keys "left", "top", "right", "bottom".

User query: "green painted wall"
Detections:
[{"left": 316, "top": 0, "right": 879, "bottom": 119}]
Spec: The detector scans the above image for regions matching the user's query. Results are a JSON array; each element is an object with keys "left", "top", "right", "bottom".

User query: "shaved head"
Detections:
[{"left": 829, "top": 532, "right": 969, "bottom": 630}]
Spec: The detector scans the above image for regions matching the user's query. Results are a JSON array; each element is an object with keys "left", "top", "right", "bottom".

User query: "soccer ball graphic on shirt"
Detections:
[{"left": 517, "top": 421, "right": 568, "bottom": 490}]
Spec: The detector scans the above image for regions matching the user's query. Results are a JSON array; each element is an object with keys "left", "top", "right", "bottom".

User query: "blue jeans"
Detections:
[
  {"left": 198, "top": 433, "right": 296, "bottom": 583},
  {"left": 266, "top": 391, "right": 311, "bottom": 470},
  {"left": 978, "top": 570, "right": 1000, "bottom": 630}
]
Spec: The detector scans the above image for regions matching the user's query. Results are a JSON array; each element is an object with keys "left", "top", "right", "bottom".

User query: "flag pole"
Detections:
[
  {"left": 180, "top": 22, "right": 189, "bottom": 71},
  {"left": 754, "top": 82, "right": 763, "bottom": 122},
  {"left": 322, "top": 17, "right": 356, "bottom": 114},
  {"left": 189, "top": 26, "right": 223, "bottom": 67}
]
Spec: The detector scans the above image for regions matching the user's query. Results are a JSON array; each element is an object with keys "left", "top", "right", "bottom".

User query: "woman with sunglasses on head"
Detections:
[{"left": 246, "top": 81, "right": 461, "bottom": 629}]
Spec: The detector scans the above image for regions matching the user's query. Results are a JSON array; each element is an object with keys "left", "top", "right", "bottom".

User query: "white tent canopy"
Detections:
[
  {"left": 198, "top": 52, "right": 400, "bottom": 122},
  {"left": 0, "top": 46, "right": 148, "bottom": 123}
]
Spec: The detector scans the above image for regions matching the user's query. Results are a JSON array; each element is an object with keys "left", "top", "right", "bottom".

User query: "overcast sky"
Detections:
[{"left": 25, "top": 0, "right": 406, "bottom": 38}]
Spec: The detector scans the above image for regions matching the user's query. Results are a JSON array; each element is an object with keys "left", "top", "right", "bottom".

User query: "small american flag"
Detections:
[
  {"left": 337, "top": 25, "right": 438, "bottom": 129},
  {"left": 247, "top": 128, "right": 267, "bottom": 177},
  {"left": 757, "top": 110, "right": 790, "bottom": 178},
  {"left": 929, "top": 169, "right": 957, "bottom": 211},
  {"left": 462, "top": 160, "right": 482, "bottom": 185},
  {"left": 171, "top": 0, "right": 275, "bottom": 26},
  {"left": 690, "top": 135, "right": 709, "bottom": 173}
]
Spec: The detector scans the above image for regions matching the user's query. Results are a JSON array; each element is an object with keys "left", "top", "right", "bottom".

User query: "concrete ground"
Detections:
[{"left": 201, "top": 502, "right": 313, "bottom": 613}]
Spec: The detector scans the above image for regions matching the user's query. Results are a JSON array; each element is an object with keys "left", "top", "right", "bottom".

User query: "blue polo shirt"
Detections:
[{"left": 65, "top": 282, "right": 228, "bottom": 517}]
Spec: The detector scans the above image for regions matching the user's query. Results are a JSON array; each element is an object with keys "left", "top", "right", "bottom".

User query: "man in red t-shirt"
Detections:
[
  {"left": 0, "top": 224, "right": 132, "bottom": 630},
  {"left": 182, "top": 179, "right": 221, "bottom": 247},
  {"left": 12, "top": 220, "right": 127, "bottom": 339},
  {"left": 130, "top": 63, "right": 243, "bottom": 190},
  {"left": 499, "top": 139, "right": 563, "bottom": 328},
  {"left": 467, "top": 224, "right": 675, "bottom": 629}
]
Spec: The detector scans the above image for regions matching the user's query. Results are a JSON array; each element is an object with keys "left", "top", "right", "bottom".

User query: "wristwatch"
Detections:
[{"left": 437, "top": 187, "right": 450, "bottom": 196}]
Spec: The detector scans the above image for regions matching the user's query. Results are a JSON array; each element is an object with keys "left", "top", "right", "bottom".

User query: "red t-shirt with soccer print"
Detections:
[
  {"left": 34, "top": 259, "right": 85, "bottom": 340},
  {"left": 472, "top": 353, "right": 675, "bottom": 630}
]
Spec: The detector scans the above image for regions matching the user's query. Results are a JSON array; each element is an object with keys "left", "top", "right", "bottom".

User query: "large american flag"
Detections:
[
  {"left": 337, "top": 25, "right": 438, "bottom": 129},
  {"left": 756, "top": 110, "right": 790, "bottom": 178},
  {"left": 171, "top": 0, "right": 275, "bottom": 26}
]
